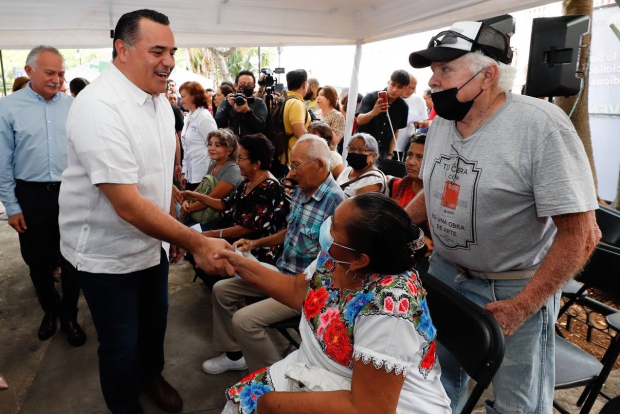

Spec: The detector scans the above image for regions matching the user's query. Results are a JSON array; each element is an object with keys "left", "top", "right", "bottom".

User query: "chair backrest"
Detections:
[
  {"left": 419, "top": 270, "right": 505, "bottom": 414},
  {"left": 596, "top": 204, "right": 620, "bottom": 247},
  {"left": 574, "top": 244, "right": 620, "bottom": 294}
]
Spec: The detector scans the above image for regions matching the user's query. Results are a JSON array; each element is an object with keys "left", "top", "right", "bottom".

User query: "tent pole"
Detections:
[
  {"left": 342, "top": 40, "right": 363, "bottom": 166},
  {"left": 0, "top": 50, "right": 6, "bottom": 96}
]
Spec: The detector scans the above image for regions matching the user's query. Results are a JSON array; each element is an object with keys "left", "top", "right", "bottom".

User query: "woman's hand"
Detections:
[
  {"left": 216, "top": 249, "right": 253, "bottom": 271},
  {"left": 182, "top": 190, "right": 200, "bottom": 202},
  {"left": 232, "top": 238, "right": 256, "bottom": 252}
]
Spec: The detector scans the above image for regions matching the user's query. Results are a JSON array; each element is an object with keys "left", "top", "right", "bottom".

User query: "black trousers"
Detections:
[
  {"left": 64, "top": 249, "right": 169, "bottom": 414},
  {"left": 14, "top": 180, "right": 80, "bottom": 319}
]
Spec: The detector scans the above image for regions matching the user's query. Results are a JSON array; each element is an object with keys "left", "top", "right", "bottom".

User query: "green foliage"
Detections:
[{"left": 226, "top": 47, "right": 274, "bottom": 81}]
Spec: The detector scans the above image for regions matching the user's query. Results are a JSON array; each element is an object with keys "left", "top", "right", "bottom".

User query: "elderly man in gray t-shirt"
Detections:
[{"left": 406, "top": 21, "right": 600, "bottom": 414}]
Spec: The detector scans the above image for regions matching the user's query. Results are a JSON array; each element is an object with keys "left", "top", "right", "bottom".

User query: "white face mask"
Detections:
[{"left": 318, "top": 216, "right": 355, "bottom": 264}]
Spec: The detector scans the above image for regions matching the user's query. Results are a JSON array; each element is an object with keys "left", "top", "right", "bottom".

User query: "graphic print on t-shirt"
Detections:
[{"left": 428, "top": 153, "right": 481, "bottom": 250}]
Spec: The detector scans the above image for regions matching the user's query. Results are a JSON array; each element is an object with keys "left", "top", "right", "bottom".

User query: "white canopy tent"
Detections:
[{"left": 0, "top": 0, "right": 555, "bottom": 140}]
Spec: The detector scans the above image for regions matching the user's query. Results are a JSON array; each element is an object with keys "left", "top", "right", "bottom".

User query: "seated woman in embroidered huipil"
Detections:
[{"left": 216, "top": 193, "right": 451, "bottom": 414}]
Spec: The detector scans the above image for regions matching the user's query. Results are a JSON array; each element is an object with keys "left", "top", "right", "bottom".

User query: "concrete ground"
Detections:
[{"left": 0, "top": 202, "right": 617, "bottom": 414}]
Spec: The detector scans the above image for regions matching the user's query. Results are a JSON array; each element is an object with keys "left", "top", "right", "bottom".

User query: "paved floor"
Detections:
[{"left": 0, "top": 205, "right": 617, "bottom": 414}]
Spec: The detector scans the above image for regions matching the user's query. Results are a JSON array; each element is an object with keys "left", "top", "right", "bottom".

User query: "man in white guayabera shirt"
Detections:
[
  {"left": 58, "top": 9, "right": 233, "bottom": 414},
  {"left": 406, "top": 20, "right": 600, "bottom": 414}
]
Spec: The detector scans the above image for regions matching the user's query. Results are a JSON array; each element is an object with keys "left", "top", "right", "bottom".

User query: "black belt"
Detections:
[{"left": 16, "top": 180, "right": 61, "bottom": 191}]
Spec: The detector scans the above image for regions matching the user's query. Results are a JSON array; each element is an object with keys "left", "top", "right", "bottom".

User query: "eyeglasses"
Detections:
[
  {"left": 347, "top": 147, "right": 371, "bottom": 154},
  {"left": 236, "top": 156, "right": 251, "bottom": 162},
  {"left": 290, "top": 158, "right": 319, "bottom": 171}
]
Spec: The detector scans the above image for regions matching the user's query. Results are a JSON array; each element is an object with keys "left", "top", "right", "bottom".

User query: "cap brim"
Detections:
[{"left": 409, "top": 47, "right": 470, "bottom": 68}]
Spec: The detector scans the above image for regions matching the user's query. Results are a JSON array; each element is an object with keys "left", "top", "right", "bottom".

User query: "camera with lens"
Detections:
[
  {"left": 233, "top": 85, "right": 255, "bottom": 106},
  {"left": 258, "top": 68, "right": 275, "bottom": 87}
]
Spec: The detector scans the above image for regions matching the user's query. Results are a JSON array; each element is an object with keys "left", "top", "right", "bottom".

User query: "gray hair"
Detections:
[
  {"left": 26, "top": 46, "right": 63, "bottom": 70},
  {"left": 461, "top": 50, "right": 517, "bottom": 92},
  {"left": 295, "top": 134, "right": 331, "bottom": 167},
  {"left": 350, "top": 132, "right": 379, "bottom": 155}
]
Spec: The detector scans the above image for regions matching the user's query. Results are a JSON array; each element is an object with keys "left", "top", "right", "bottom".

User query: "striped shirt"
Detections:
[{"left": 277, "top": 174, "right": 346, "bottom": 275}]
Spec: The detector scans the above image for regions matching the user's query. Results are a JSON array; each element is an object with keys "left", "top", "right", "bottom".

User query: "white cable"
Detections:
[{"left": 385, "top": 111, "right": 401, "bottom": 161}]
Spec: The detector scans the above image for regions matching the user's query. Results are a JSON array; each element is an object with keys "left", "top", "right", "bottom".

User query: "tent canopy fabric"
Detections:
[{"left": 0, "top": 0, "right": 554, "bottom": 50}]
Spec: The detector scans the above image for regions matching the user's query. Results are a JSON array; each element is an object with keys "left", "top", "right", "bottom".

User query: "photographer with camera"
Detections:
[{"left": 215, "top": 71, "right": 268, "bottom": 138}]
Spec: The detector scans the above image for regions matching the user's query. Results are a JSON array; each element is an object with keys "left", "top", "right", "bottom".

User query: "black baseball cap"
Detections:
[{"left": 409, "top": 21, "right": 513, "bottom": 68}]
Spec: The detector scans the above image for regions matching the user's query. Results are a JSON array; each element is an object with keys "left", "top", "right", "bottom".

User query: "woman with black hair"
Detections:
[
  {"left": 389, "top": 134, "right": 426, "bottom": 207},
  {"left": 183, "top": 134, "right": 290, "bottom": 288},
  {"left": 217, "top": 193, "right": 450, "bottom": 414}
]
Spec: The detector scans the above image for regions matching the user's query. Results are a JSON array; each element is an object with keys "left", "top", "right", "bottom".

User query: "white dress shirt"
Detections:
[
  {"left": 181, "top": 107, "right": 217, "bottom": 184},
  {"left": 59, "top": 64, "right": 176, "bottom": 274},
  {"left": 395, "top": 94, "right": 427, "bottom": 153}
]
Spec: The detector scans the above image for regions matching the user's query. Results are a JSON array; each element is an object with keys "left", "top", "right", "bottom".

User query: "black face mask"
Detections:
[
  {"left": 431, "top": 68, "right": 484, "bottom": 121},
  {"left": 347, "top": 153, "right": 370, "bottom": 171},
  {"left": 241, "top": 85, "right": 254, "bottom": 97}
]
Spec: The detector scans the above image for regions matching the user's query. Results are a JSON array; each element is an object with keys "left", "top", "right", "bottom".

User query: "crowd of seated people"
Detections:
[
  {"left": 183, "top": 134, "right": 290, "bottom": 289},
  {"left": 169, "top": 61, "right": 441, "bottom": 413}
]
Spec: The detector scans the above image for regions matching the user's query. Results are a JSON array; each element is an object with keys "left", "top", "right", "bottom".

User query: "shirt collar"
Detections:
[
  {"left": 25, "top": 82, "right": 62, "bottom": 103},
  {"left": 297, "top": 174, "right": 335, "bottom": 204},
  {"left": 189, "top": 107, "right": 205, "bottom": 120},
  {"left": 286, "top": 90, "right": 305, "bottom": 102},
  {"left": 109, "top": 63, "right": 153, "bottom": 106}
]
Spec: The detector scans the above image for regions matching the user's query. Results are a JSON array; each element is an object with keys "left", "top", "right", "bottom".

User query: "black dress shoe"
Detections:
[
  {"left": 61, "top": 319, "right": 87, "bottom": 347},
  {"left": 144, "top": 376, "right": 183, "bottom": 413},
  {"left": 38, "top": 312, "right": 58, "bottom": 341}
]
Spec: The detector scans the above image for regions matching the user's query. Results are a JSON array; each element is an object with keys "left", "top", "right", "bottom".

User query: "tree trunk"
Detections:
[
  {"left": 208, "top": 47, "right": 235, "bottom": 84},
  {"left": 554, "top": 0, "right": 600, "bottom": 199}
]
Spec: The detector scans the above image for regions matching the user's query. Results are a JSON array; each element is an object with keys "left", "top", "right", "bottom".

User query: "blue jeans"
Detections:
[
  {"left": 63, "top": 249, "right": 170, "bottom": 414},
  {"left": 428, "top": 252, "right": 559, "bottom": 414}
]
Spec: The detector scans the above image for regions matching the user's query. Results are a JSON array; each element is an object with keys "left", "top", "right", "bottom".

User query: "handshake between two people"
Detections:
[{"left": 183, "top": 235, "right": 259, "bottom": 280}]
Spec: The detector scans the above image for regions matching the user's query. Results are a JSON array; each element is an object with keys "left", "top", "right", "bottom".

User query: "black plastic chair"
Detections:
[
  {"left": 419, "top": 270, "right": 505, "bottom": 414},
  {"left": 600, "top": 395, "right": 620, "bottom": 414},
  {"left": 554, "top": 244, "right": 620, "bottom": 414},
  {"left": 596, "top": 204, "right": 620, "bottom": 248}
]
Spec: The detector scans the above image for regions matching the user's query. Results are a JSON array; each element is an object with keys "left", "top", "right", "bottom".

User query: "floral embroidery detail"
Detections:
[
  {"left": 378, "top": 275, "right": 394, "bottom": 287},
  {"left": 415, "top": 299, "right": 437, "bottom": 342},
  {"left": 406, "top": 277, "right": 418, "bottom": 296},
  {"left": 419, "top": 340, "right": 437, "bottom": 379},
  {"left": 304, "top": 287, "right": 329, "bottom": 320},
  {"left": 317, "top": 307, "right": 340, "bottom": 337},
  {"left": 239, "top": 382, "right": 272, "bottom": 413},
  {"left": 323, "top": 317, "right": 353, "bottom": 366},
  {"left": 344, "top": 292, "right": 373, "bottom": 323},
  {"left": 226, "top": 366, "right": 274, "bottom": 413},
  {"left": 397, "top": 298, "right": 410, "bottom": 314},
  {"left": 301, "top": 254, "right": 438, "bottom": 370}
]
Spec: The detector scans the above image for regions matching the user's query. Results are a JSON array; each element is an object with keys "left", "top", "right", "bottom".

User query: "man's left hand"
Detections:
[
  {"left": 169, "top": 245, "right": 185, "bottom": 264},
  {"left": 484, "top": 298, "right": 531, "bottom": 337}
]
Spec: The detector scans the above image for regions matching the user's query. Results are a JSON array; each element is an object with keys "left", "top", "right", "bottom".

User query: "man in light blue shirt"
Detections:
[{"left": 0, "top": 45, "right": 85, "bottom": 346}]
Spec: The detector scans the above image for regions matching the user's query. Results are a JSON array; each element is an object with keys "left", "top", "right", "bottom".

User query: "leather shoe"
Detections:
[
  {"left": 38, "top": 312, "right": 58, "bottom": 341},
  {"left": 61, "top": 319, "right": 87, "bottom": 347},
  {"left": 144, "top": 376, "right": 183, "bottom": 413}
]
